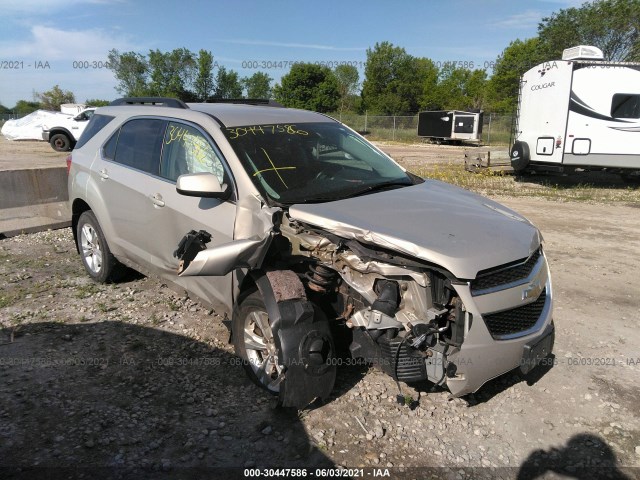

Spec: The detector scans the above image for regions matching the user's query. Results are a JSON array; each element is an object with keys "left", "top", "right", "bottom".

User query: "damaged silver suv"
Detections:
[{"left": 68, "top": 97, "right": 554, "bottom": 408}]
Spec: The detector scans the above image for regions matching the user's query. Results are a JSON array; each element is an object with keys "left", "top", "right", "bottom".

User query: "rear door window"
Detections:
[{"left": 110, "top": 118, "right": 167, "bottom": 175}]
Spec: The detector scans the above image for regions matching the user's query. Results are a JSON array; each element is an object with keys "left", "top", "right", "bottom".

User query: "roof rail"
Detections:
[
  {"left": 109, "top": 97, "right": 189, "bottom": 109},
  {"left": 205, "top": 98, "right": 284, "bottom": 108}
]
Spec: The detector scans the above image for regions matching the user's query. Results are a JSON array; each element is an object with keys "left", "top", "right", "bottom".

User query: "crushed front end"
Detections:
[{"left": 279, "top": 214, "right": 554, "bottom": 397}]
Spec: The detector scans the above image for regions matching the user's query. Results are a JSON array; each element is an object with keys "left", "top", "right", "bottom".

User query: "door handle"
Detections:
[
  {"left": 99, "top": 168, "right": 109, "bottom": 180},
  {"left": 149, "top": 193, "right": 165, "bottom": 208}
]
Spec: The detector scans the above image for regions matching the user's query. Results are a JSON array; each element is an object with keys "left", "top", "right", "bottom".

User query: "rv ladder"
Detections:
[{"left": 510, "top": 79, "right": 525, "bottom": 146}]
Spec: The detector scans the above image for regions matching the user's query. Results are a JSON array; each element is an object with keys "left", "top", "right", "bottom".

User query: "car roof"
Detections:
[
  {"left": 188, "top": 103, "right": 334, "bottom": 127},
  {"left": 94, "top": 100, "right": 335, "bottom": 129}
]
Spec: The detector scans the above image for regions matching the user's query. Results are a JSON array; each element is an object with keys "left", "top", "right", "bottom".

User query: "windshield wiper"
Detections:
[
  {"left": 342, "top": 180, "right": 413, "bottom": 199},
  {"left": 281, "top": 180, "right": 414, "bottom": 206}
]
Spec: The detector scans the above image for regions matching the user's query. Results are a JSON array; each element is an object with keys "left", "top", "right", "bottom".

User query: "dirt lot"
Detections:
[
  {"left": 0, "top": 137, "right": 67, "bottom": 171},
  {"left": 0, "top": 140, "right": 639, "bottom": 479}
]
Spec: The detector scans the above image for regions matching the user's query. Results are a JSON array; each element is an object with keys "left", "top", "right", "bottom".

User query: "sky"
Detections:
[{"left": 0, "top": 0, "right": 585, "bottom": 108}]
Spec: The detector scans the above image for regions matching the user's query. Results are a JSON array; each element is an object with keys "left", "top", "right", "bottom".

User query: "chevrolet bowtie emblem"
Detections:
[{"left": 522, "top": 279, "right": 543, "bottom": 301}]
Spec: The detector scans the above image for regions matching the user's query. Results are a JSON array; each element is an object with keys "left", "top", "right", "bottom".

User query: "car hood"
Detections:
[{"left": 288, "top": 180, "right": 541, "bottom": 279}]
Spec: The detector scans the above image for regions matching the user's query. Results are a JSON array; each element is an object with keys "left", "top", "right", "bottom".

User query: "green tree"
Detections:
[
  {"left": 273, "top": 63, "right": 339, "bottom": 112},
  {"left": 538, "top": 0, "right": 640, "bottom": 61},
  {"left": 333, "top": 64, "right": 359, "bottom": 113},
  {"left": 107, "top": 49, "right": 149, "bottom": 96},
  {"left": 361, "top": 42, "right": 426, "bottom": 114},
  {"left": 148, "top": 48, "right": 196, "bottom": 98},
  {"left": 0, "top": 103, "right": 12, "bottom": 114},
  {"left": 417, "top": 58, "right": 440, "bottom": 110},
  {"left": 35, "top": 85, "right": 75, "bottom": 111},
  {"left": 242, "top": 72, "right": 273, "bottom": 99},
  {"left": 433, "top": 65, "right": 487, "bottom": 110},
  {"left": 13, "top": 100, "right": 41, "bottom": 115},
  {"left": 84, "top": 99, "right": 110, "bottom": 107},
  {"left": 486, "top": 38, "right": 545, "bottom": 113},
  {"left": 214, "top": 67, "right": 243, "bottom": 98},
  {"left": 194, "top": 49, "right": 215, "bottom": 101}
]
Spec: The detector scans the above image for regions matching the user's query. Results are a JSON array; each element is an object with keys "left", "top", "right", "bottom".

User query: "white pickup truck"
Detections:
[{"left": 42, "top": 108, "right": 96, "bottom": 151}]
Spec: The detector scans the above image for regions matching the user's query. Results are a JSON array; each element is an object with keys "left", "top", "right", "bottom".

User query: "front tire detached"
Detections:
[{"left": 76, "top": 211, "right": 123, "bottom": 283}]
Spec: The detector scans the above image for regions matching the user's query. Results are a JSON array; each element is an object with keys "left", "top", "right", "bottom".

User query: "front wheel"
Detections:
[
  {"left": 232, "top": 290, "right": 285, "bottom": 393},
  {"left": 50, "top": 133, "right": 73, "bottom": 152}
]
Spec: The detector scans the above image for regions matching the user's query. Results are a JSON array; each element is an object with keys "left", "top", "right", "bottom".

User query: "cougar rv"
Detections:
[{"left": 510, "top": 46, "right": 640, "bottom": 179}]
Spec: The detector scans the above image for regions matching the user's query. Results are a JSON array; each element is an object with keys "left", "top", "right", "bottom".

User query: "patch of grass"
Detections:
[
  {"left": 0, "top": 295, "right": 15, "bottom": 309},
  {"left": 97, "top": 302, "right": 117, "bottom": 313},
  {"left": 150, "top": 312, "right": 161, "bottom": 326},
  {"left": 413, "top": 162, "right": 640, "bottom": 204},
  {"left": 166, "top": 300, "right": 181, "bottom": 311},
  {"left": 75, "top": 283, "right": 101, "bottom": 299}
]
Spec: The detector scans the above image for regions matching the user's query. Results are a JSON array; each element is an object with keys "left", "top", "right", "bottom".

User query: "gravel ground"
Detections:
[{"left": 1, "top": 174, "right": 640, "bottom": 478}]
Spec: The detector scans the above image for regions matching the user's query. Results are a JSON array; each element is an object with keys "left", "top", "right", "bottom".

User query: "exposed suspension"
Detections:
[{"left": 306, "top": 264, "right": 338, "bottom": 293}]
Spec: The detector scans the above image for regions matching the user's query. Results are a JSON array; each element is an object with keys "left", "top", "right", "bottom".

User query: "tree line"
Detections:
[{"left": 2, "top": 0, "right": 638, "bottom": 116}]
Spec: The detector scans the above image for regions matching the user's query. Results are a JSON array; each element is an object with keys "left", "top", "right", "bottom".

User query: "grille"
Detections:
[
  {"left": 483, "top": 288, "right": 547, "bottom": 338},
  {"left": 471, "top": 249, "right": 541, "bottom": 294}
]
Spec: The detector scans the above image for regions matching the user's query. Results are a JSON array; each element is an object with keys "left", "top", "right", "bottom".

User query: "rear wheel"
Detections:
[
  {"left": 232, "top": 290, "right": 285, "bottom": 394},
  {"left": 620, "top": 171, "right": 640, "bottom": 185},
  {"left": 76, "top": 211, "right": 122, "bottom": 283},
  {"left": 50, "top": 133, "right": 72, "bottom": 152}
]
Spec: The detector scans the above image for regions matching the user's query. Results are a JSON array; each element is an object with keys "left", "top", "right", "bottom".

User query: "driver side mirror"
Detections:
[{"left": 176, "top": 172, "right": 232, "bottom": 200}]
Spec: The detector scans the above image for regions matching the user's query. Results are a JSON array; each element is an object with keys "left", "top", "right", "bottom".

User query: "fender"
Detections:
[
  {"left": 251, "top": 270, "right": 336, "bottom": 408},
  {"left": 46, "top": 127, "right": 74, "bottom": 139}
]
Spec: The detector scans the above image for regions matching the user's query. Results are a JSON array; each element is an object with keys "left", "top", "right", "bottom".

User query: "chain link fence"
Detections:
[
  {"left": 1, "top": 110, "right": 514, "bottom": 145},
  {"left": 0, "top": 113, "right": 21, "bottom": 128},
  {"left": 331, "top": 112, "right": 514, "bottom": 145}
]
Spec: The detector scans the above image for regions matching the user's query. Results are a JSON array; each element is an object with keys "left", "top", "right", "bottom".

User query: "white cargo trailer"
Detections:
[{"left": 510, "top": 46, "right": 640, "bottom": 178}]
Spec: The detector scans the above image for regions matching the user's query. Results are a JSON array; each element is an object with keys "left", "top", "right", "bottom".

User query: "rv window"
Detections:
[{"left": 611, "top": 94, "right": 640, "bottom": 119}]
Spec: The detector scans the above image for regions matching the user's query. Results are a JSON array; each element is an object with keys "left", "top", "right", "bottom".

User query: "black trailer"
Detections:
[{"left": 417, "top": 110, "right": 483, "bottom": 143}]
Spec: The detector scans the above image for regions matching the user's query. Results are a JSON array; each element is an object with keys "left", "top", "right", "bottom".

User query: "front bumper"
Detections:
[{"left": 445, "top": 252, "right": 554, "bottom": 396}]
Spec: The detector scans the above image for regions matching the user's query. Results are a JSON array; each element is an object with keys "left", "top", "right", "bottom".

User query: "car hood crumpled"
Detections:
[{"left": 288, "top": 180, "right": 542, "bottom": 280}]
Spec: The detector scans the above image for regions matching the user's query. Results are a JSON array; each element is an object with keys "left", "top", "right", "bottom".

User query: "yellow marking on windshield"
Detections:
[{"left": 253, "top": 148, "right": 295, "bottom": 189}]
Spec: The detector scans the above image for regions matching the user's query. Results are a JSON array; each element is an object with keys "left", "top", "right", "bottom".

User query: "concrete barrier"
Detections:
[{"left": 0, "top": 167, "right": 71, "bottom": 238}]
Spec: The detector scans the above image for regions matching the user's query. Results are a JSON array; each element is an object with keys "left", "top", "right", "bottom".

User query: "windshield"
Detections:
[{"left": 223, "top": 122, "right": 415, "bottom": 205}]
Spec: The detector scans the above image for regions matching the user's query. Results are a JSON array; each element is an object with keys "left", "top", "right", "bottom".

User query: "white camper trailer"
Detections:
[{"left": 510, "top": 46, "right": 640, "bottom": 178}]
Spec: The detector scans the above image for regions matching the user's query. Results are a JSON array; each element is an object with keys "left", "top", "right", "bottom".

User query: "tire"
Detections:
[
  {"left": 232, "top": 289, "right": 284, "bottom": 394},
  {"left": 50, "top": 133, "right": 72, "bottom": 152},
  {"left": 76, "top": 211, "right": 122, "bottom": 283},
  {"left": 510, "top": 141, "right": 530, "bottom": 172},
  {"left": 620, "top": 171, "right": 640, "bottom": 185}
]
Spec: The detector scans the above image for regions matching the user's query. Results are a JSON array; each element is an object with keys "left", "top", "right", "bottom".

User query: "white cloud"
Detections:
[
  {"left": 0, "top": 25, "right": 135, "bottom": 60},
  {"left": 0, "top": 25, "right": 138, "bottom": 106},
  {"left": 0, "top": 0, "right": 122, "bottom": 15},
  {"left": 490, "top": 10, "right": 543, "bottom": 29},
  {"left": 217, "top": 39, "right": 365, "bottom": 52},
  {"left": 0, "top": 68, "right": 118, "bottom": 106}
]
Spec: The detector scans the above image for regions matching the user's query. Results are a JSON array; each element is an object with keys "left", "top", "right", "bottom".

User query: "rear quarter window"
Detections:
[{"left": 74, "top": 114, "right": 115, "bottom": 149}]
